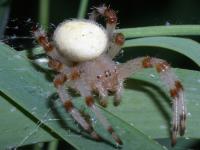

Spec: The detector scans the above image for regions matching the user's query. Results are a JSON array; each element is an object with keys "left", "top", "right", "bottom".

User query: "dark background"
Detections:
[
  {"left": 8, "top": 0, "right": 200, "bottom": 27},
  {"left": 3, "top": 0, "right": 200, "bottom": 70}
]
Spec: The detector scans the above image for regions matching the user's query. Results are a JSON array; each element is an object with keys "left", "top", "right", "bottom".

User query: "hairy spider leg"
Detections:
[
  {"left": 113, "top": 79, "right": 124, "bottom": 106},
  {"left": 33, "top": 27, "right": 101, "bottom": 140},
  {"left": 85, "top": 96, "right": 123, "bottom": 145},
  {"left": 108, "top": 32, "right": 125, "bottom": 59},
  {"left": 32, "top": 27, "right": 71, "bottom": 74},
  {"left": 53, "top": 74, "right": 101, "bottom": 140},
  {"left": 73, "top": 80, "right": 123, "bottom": 145},
  {"left": 95, "top": 83, "right": 109, "bottom": 107},
  {"left": 119, "top": 56, "right": 186, "bottom": 146},
  {"left": 89, "top": 5, "right": 125, "bottom": 58},
  {"left": 89, "top": 4, "right": 117, "bottom": 38}
]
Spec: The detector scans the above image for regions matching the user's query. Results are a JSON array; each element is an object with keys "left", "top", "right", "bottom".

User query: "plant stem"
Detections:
[
  {"left": 0, "top": 0, "right": 10, "bottom": 39},
  {"left": 39, "top": 0, "right": 49, "bottom": 29},
  {"left": 118, "top": 25, "right": 200, "bottom": 38},
  {"left": 77, "top": 0, "right": 89, "bottom": 18},
  {"left": 48, "top": 140, "right": 58, "bottom": 150},
  {"left": 33, "top": 143, "right": 43, "bottom": 150}
]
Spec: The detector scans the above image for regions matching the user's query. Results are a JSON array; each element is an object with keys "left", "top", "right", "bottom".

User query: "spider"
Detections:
[{"left": 33, "top": 5, "right": 186, "bottom": 146}]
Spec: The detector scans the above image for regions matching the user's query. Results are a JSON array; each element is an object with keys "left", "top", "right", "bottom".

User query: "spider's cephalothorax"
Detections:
[{"left": 33, "top": 5, "right": 186, "bottom": 146}]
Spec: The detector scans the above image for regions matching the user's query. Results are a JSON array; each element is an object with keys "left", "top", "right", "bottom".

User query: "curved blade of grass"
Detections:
[
  {"left": 118, "top": 25, "right": 200, "bottom": 38},
  {"left": 124, "top": 37, "right": 200, "bottom": 66},
  {"left": 0, "top": 43, "right": 164, "bottom": 149}
]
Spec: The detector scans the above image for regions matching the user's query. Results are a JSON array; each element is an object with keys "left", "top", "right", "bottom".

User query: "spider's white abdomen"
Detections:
[{"left": 53, "top": 20, "right": 108, "bottom": 62}]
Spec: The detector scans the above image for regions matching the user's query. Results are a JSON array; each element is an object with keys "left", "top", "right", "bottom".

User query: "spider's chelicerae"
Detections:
[{"left": 33, "top": 5, "right": 186, "bottom": 146}]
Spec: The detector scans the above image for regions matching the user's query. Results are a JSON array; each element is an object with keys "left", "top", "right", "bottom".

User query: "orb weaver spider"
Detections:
[{"left": 33, "top": 5, "right": 186, "bottom": 146}]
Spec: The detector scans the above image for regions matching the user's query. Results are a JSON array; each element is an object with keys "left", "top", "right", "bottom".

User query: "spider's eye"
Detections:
[
  {"left": 97, "top": 75, "right": 101, "bottom": 79},
  {"left": 105, "top": 70, "right": 111, "bottom": 77}
]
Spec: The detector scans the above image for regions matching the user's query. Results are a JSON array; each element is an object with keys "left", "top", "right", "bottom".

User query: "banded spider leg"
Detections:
[
  {"left": 119, "top": 56, "right": 186, "bottom": 146},
  {"left": 89, "top": 5, "right": 125, "bottom": 59},
  {"left": 33, "top": 27, "right": 101, "bottom": 140}
]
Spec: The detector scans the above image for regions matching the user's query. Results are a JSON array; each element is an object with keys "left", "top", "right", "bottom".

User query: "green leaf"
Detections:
[
  {"left": 124, "top": 37, "right": 200, "bottom": 67},
  {"left": 118, "top": 25, "right": 200, "bottom": 38},
  {"left": 156, "top": 138, "right": 200, "bottom": 150},
  {"left": 0, "top": 43, "right": 164, "bottom": 149},
  {"left": 0, "top": 93, "right": 55, "bottom": 150}
]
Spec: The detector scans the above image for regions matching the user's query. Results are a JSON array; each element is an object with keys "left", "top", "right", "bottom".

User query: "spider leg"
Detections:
[
  {"left": 85, "top": 96, "right": 123, "bottom": 145},
  {"left": 107, "top": 32, "right": 125, "bottom": 58},
  {"left": 119, "top": 56, "right": 186, "bottom": 146},
  {"left": 33, "top": 26, "right": 99, "bottom": 137},
  {"left": 89, "top": 5, "right": 125, "bottom": 58},
  {"left": 32, "top": 26, "right": 71, "bottom": 73},
  {"left": 89, "top": 5, "right": 117, "bottom": 39},
  {"left": 75, "top": 81, "right": 122, "bottom": 145},
  {"left": 113, "top": 79, "right": 124, "bottom": 106},
  {"left": 33, "top": 26, "right": 60, "bottom": 59},
  {"left": 96, "top": 83, "right": 108, "bottom": 107},
  {"left": 53, "top": 74, "right": 101, "bottom": 140}
]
